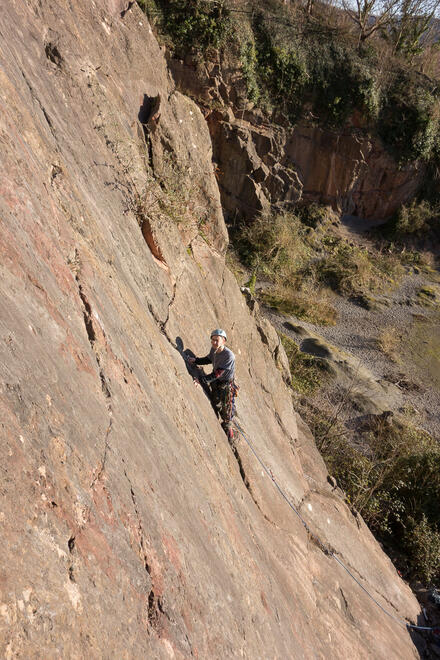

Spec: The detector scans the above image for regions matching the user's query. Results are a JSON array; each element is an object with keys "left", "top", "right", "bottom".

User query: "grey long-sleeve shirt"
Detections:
[{"left": 195, "top": 347, "right": 235, "bottom": 383}]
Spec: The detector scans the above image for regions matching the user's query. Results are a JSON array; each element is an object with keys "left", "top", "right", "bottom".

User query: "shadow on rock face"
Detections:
[
  {"left": 138, "top": 93, "right": 161, "bottom": 124},
  {"left": 175, "top": 336, "right": 213, "bottom": 403},
  {"left": 407, "top": 611, "right": 440, "bottom": 659}
]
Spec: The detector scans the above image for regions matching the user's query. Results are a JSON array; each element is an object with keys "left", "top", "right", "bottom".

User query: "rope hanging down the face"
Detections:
[{"left": 232, "top": 419, "right": 436, "bottom": 634}]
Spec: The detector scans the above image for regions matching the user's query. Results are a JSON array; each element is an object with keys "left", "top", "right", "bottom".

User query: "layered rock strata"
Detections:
[
  {"left": 171, "top": 57, "right": 424, "bottom": 221},
  {"left": 0, "top": 1, "right": 423, "bottom": 657}
]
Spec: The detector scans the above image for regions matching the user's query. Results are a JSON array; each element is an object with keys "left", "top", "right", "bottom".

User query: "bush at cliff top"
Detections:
[
  {"left": 247, "top": 13, "right": 379, "bottom": 125},
  {"left": 251, "top": 13, "right": 308, "bottom": 122},
  {"left": 141, "top": 0, "right": 232, "bottom": 54},
  {"left": 308, "top": 40, "right": 379, "bottom": 124}
]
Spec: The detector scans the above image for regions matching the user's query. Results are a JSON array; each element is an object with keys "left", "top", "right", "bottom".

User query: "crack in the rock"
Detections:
[
  {"left": 161, "top": 266, "right": 186, "bottom": 336},
  {"left": 339, "top": 587, "right": 356, "bottom": 624},
  {"left": 231, "top": 440, "right": 316, "bottom": 534},
  {"left": 77, "top": 282, "right": 96, "bottom": 344},
  {"left": 332, "top": 550, "right": 402, "bottom": 614},
  {"left": 160, "top": 279, "right": 178, "bottom": 335},
  {"left": 147, "top": 301, "right": 163, "bottom": 329},
  {"left": 220, "top": 262, "right": 227, "bottom": 306},
  {"left": 74, "top": 266, "right": 113, "bottom": 485},
  {"left": 68, "top": 565, "right": 75, "bottom": 582},
  {"left": 21, "top": 69, "right": 57, "bottom": 140},
  {"left": 89, "top": 417, "right": 112, "bottom": 489},
  {"left": 273, "top": 410, "right": 291, "bottom": 439},
  {"left": 120, "top": 1, "right": 134, "bottom": 18},
  {"left": 146, "top": 268, "right": 185, "bottom": 349},
  {"left": 124, "top": 469, "right": 166, "bottom": 631},
  {"left": 229, "top": 441, "right": 269, "bottom": 520}
]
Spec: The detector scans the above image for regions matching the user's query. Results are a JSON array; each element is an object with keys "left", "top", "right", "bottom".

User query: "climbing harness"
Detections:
[
  {"left": 232, "top": 418, "right": 436, "bottom": 634},
  {"left": 230, "top": 380, "right": 239, "bottom": 419}
]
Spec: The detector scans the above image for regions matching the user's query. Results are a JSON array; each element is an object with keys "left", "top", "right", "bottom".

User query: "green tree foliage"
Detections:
[
  {"left": 384, "top": 198, "right": 438, "bottom": 236},
  {"left": 378, "top": 71, "right": 440, "bottom": 163},
  {"left": 141, "top": 0, "right": 232, "bottom": 54},
  {"left": 307, "top": 40, "right": 379, "bottom": 123},
  {"left": 141, "top": 0, "right": 440, "bottom": 163},
  {"left": 251, "top": 13, "right": 308, "bottom": 122}
]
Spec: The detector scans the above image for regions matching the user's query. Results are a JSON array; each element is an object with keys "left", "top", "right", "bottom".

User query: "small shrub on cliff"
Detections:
[
  {"left": 378, "top": 71, "right": 440, "bottom": 163},
  {"left": 376, "top": 325, "right": 401, "bottom": 361},
  {"left": 297, "top": 202, "right": 332, "bottom": 229},
  {"left": 237, "top": 211, "right": 311, "bottom": 281},
  {"left": 235, "top": 210, "right": 338, "bottom": 325},
  {"left": 240, "top": 40, "right": 263, "bottom": 106},
  {"left": 403, "top": 515, "right": 440, "bottom": 584},
  {"left": 280, "top": 333, "right": 330, "bottom": 394},
  {"left": 262, "top": 283, "right": 337, "bottom": 325},
  {"left": 384, "top": 199, "right": 438, "bottom": 237},
  {"left": 142, "top": 0, "right": 232, "bottom": 55},
  {"left": 311, "top": 240, "right": 403, "bottom": 296},
  {"left": 316, "top": 412, "right": 440, "bottom": 584}
]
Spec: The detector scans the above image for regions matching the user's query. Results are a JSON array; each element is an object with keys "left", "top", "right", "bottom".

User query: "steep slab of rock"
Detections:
[{"left": 0, "top": 1, "right": 423, "bottom": 657}]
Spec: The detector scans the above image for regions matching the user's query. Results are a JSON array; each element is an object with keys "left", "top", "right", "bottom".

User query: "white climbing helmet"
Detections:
[{"left": 211, "top": 328, "right": 227, "bottom": 340}]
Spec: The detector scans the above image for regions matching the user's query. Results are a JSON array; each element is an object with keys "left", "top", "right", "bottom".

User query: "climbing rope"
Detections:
[{"left": 232, "top": 419, "right": 436, "bottom": 634}]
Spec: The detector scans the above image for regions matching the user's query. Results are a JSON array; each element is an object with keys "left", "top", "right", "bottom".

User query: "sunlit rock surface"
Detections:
[{"left": 0, "top": 1, "right": 422, "bottom": 657}]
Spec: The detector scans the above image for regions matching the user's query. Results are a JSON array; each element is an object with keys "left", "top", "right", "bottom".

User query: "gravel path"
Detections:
[{"left": 265, "top": 269, "right": 440, "bottom": 439}]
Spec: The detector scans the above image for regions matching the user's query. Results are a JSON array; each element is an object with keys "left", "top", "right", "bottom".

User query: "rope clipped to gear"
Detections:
[{"left": 232, "top": 419, "right": 436, "bottom": 634}]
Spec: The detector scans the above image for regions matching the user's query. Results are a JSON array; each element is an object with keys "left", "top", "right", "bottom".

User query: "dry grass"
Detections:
[
  {"left": 263, "top": 281, "right": 338, "bottom": 326},
  {"left": 376, "top": 325, "right": 401, "bottom": 361},
  {"left": 234, "top": 207, "right": 405, "bottom": 326}
]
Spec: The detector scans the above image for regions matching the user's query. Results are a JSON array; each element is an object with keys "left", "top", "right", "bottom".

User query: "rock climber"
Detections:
[{"left": 188, "top": 329, "right": 236, "bottom": 440}]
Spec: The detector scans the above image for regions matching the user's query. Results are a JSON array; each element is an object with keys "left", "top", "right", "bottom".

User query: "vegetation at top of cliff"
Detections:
[
  {"left": 140, "top": 0, "right": 440, "bottom": 165},
  {"left": 377, "top": 69, "right": 440, "bottom": 162},
  {"left": 139, "top": 0, "right": 232, "bottom": 55},
  {"left": 240, "top": 1, "right": 440, "bottom": 163},
  {"left": 247, "top": 10, "right": 380, "bottom": 126}
]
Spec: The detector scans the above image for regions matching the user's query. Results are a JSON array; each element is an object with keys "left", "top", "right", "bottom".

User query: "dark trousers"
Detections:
[{"left": 210, "top": 380, "right": 234, "bottom": 433}]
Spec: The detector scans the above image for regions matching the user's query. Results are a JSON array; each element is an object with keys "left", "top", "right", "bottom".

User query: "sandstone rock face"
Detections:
[
  {"left": 0, "top": 1, "right": 423, "bottom": 658},
  {"left": 207, "top": 112, "right": 424, "bottom": 221},
  {"left": 171, "top": 58, "right": 424, "bottom": 221},
  {"left": 285, "top": 123, "right": 425, "bottom": 219}
]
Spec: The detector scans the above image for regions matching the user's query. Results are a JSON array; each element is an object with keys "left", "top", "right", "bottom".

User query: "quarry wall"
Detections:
[{"left": 0, "top": 1, "right": 424, "bottom": 657}]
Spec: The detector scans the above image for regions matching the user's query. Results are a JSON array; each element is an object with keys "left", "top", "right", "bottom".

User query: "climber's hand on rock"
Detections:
[
  {"left": 193, "top": 378, "right": 200, "bottom": 387},
  {"left": 187, "top": 357, "right": 196, "bottom": 364}
]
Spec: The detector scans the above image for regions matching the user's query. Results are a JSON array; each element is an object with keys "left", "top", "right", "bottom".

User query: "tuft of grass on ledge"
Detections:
[{"left": 280, "top": 333, "right": 331, "bottom": 395}]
